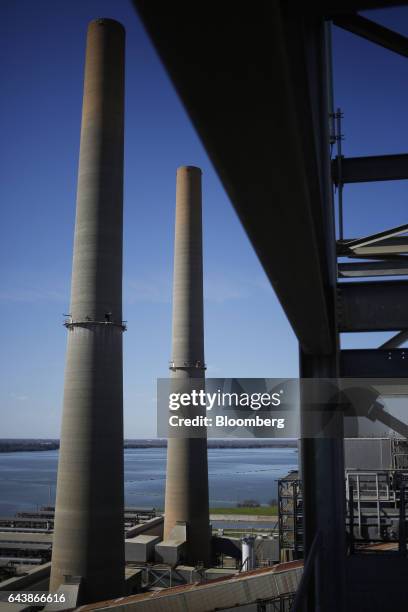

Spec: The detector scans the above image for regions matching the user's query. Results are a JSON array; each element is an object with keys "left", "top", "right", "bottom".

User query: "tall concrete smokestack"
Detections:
[
  {"left": 50, "top": 19, "right": 125, "bottom": 603},
  {"left": 164, "top": 166, "right": 211, "bottom": 565}
]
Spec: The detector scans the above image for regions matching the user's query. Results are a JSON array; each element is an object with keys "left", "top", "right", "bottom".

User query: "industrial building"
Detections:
[
  {"left": 0, "top": 506, "right": 163, "bottom": 599},
  {"left": 0, "top": 504, "right": 287, "bottom": 610},
  {"left": 279, "top": 438, "right": 408, "bottom": 562}
]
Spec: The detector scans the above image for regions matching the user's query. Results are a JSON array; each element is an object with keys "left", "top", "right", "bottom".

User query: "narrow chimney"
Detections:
[
  {"left": 163, "top": 166, "right": 211, "bottom": 565},
  {"left": 50, "top": 19, "right": 126, "bottom": 603}
]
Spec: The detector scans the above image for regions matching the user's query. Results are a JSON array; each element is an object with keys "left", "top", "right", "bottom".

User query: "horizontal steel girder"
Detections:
[
  {"left": 338, "top": 237, "right": 408, "bottom": 256},
  {"left": 337, "top": 280, "right": 408, "bottom": 331},
  {"left": 332, "top": 153, "right": 408, "bottom": 184},
  {"left": 340, "top": 349, "right": 408, "bottom": 377},
  {"left": 344, "top": 224, "right": 408, "bottom": 251},
  {"left": 338, "top": 259, "right": 408, "bottom": 277}
]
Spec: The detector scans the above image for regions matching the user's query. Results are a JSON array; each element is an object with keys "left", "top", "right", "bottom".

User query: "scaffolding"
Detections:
[{"left": 278, "top": 472, "right": 303, "bottom": 562}]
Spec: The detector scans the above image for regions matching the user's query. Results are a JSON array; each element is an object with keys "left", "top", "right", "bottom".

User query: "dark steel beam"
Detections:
[
  {"left": 133, "top": 1, "right": 334, "bottom": 355},
  {"left": 345, "top": 224, "right": 408, "bottom": 250},
  {"left": 340, "top": 349, "right": 408, "bottom": 377},
  {"left": 333, "top": 14, "right": 408, "bottom": 57},
  {"left": 337, "top": 280, "right": 408, "bottom": 332},
  {"left": 338, "top": 259, "right": 408, "bottom": 277},
  {"left": 338, "top": 237, "right": 408, "bottom": 256},
  {"left": 332, "top": 153, "right": 408, "bottom": 185}
]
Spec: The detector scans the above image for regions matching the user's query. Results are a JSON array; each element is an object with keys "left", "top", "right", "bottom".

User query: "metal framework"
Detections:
[
  {"left": 278, "top": 475, "right": 303, "bottom": 562},
  {"left": 132, "top": 2, "right": 408, "bottom": 609}
]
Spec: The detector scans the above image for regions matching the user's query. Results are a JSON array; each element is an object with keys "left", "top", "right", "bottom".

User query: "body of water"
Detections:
[{"left": 0, "top": 447, "right": 297, "bottom": 515}]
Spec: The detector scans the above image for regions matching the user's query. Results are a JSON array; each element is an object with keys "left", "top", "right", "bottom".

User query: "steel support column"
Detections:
[{"left": 298, "top": 14, "right": 346, "bottom": 612}]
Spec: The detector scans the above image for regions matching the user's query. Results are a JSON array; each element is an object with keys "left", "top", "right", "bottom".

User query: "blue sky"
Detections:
[{"left": 0, "top": 1, "right": 407, "bottom": 437}]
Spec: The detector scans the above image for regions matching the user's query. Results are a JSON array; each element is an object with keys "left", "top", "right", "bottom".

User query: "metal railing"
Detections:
[{"left": 346, "top": 469, "right": 408, "bottom": 545}]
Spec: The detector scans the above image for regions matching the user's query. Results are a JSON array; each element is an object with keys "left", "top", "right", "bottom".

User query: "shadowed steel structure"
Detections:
[
  {"left": 164, "top": 166, "right": 211, "bottom": 566},
  {"left": 50, "top": 19, "right": 125, "bottom": 603},
  {"left": 133, "top": 1, "right": 408, "bottom": 610}
]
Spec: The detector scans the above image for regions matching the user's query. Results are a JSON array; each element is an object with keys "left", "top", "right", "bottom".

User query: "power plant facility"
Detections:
[{"left": 2, "top": 2, "right": 408, "bottom": 612}]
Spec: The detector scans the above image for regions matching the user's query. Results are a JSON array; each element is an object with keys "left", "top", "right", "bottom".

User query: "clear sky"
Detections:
[{"left": 0, "top": 1, "right": 407, "bottom": 437}]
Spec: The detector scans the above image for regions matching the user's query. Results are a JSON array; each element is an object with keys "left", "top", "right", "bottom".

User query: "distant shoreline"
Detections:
[{"left": 0, "top": 439, "right": 297, "bottom": 453}]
